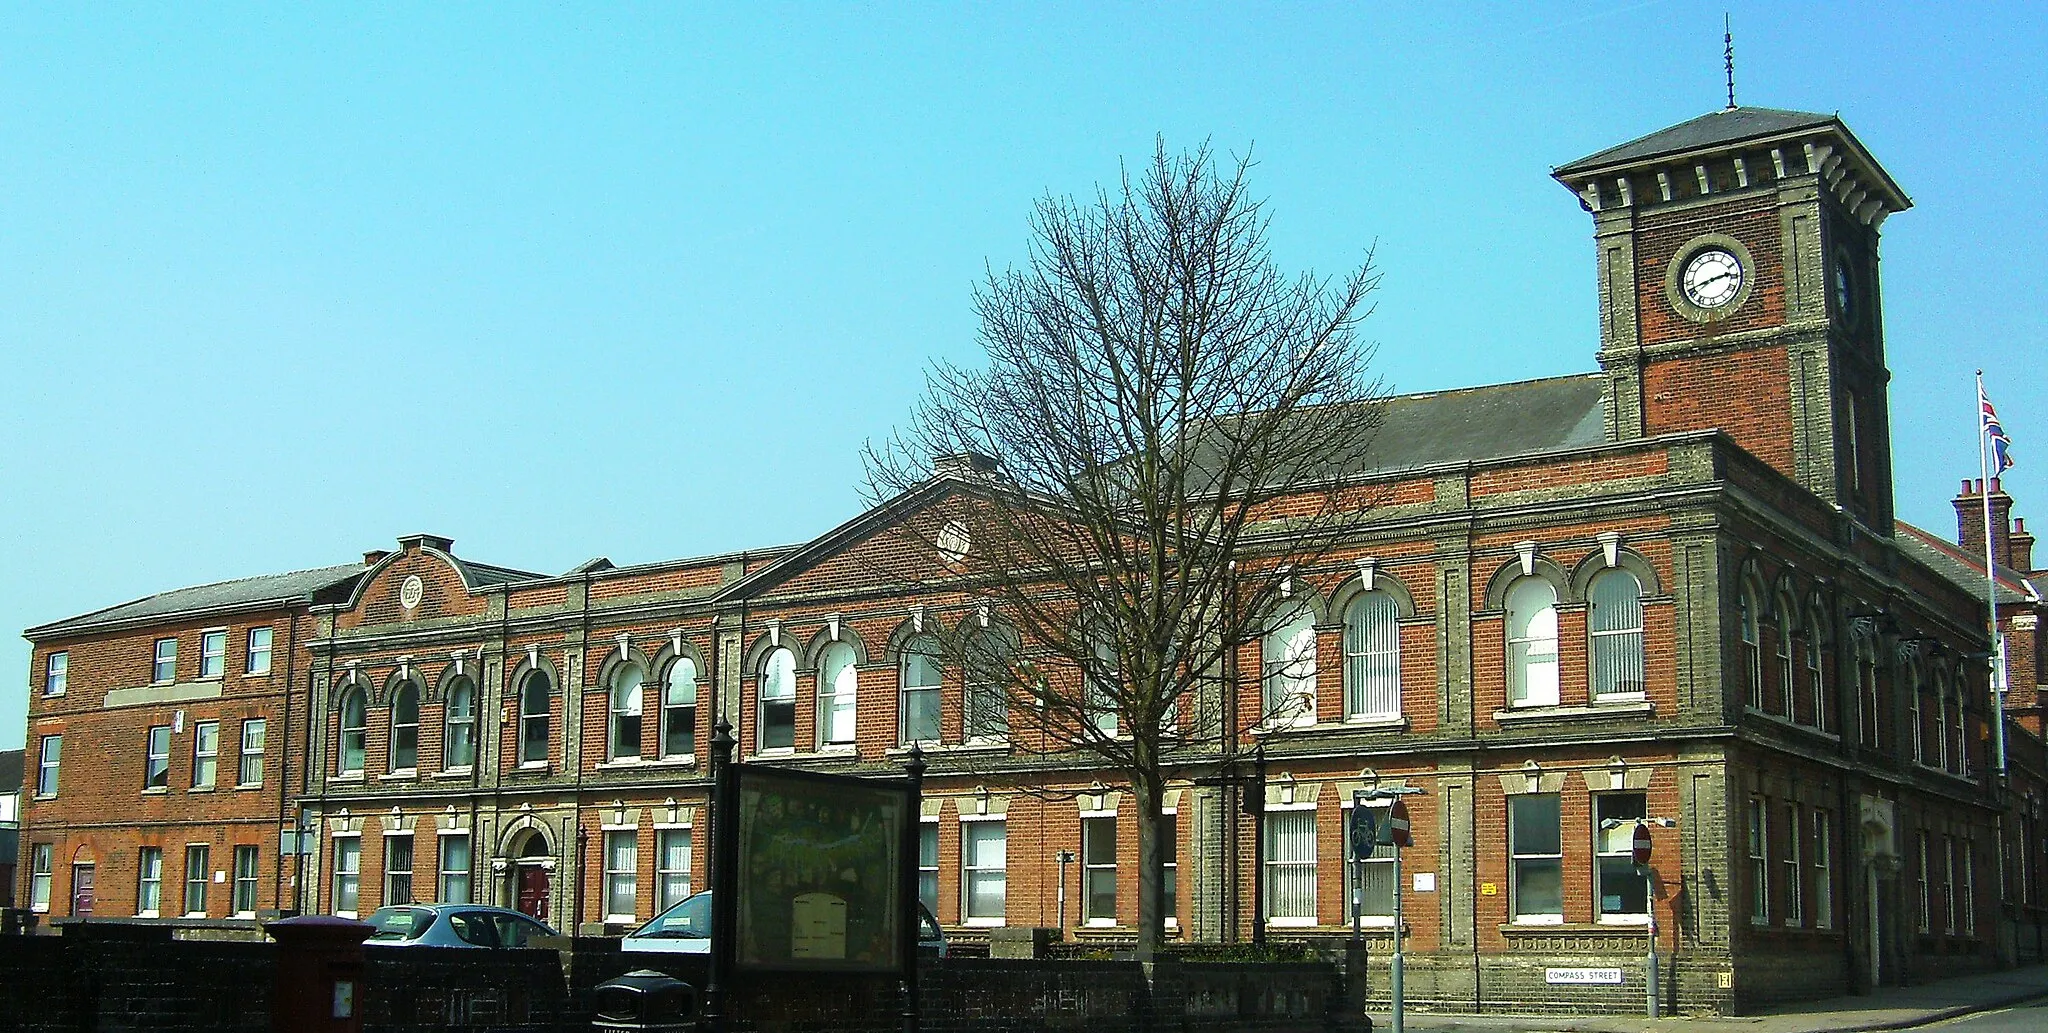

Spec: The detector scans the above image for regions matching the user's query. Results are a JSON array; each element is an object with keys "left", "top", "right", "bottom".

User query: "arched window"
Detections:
[
  {"left": 338, "top": 686, "right": 367, "bottom": 774},
  {"left": 1506, "top": 578, "right": 1559, "bottom": 707},
  {"left": 389, "top": 681, "right": 419, "bottom": 772},
  {"left": 1805, "top": 603, "right": 1827, "bottom": 732},
  {"left": 1776, "top": 592, "right": 1799, "bottom": 720},
  {"left": 1343, "top": 591, "right": 1400, "bottom": 720},
  {"left": 898, "top": 636, "right": 942, "bottom": 745},
  {"left": 963, "top": 632, "right": 1009, "bottom": 742},
  {"left": 1262, "top": 606, "right": 1317, "bottom": 727},
  {"left": 520, "top": 672, "right": 552, "bottom": 765},
  {"left": 1906, "top": 662, "right": 1925, "bottom": 764},
  {"left": 1933, "top": 668, "right": 1952, "bottom": 772},
  {"left": 1856, "top": 635, "right": 1881, "bottom": 749},
  {"left": 1086, "top": 636, "right": 1119, "bottom": 737},
  {"left": 759, "top": 647, "right": 796, "bottom": 751},
  {"left": 817, "top": 643, "right": 858, "bottom": 748},
  {"left": 1739, "top": 587, "right": 1763, "bottom": 710},
  {"left": 443, "top": 677, "right": 476, "bottom": 769},
  {"left": 1588, "top": 570, "right": 1644, "bottom": 699},
  {"left": 609, "top": 662, "right": 645, "bottom": 761},
  {"left": 662, "top": 657, "right": 697, "bottom": 759}
]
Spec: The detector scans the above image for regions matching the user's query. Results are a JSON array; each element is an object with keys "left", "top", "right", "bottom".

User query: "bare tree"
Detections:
[{"left": 863, "top": 140, "right": 1385, "bottom": 959}]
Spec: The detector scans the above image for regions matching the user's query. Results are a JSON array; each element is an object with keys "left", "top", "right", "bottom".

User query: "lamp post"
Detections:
[
  {"left": 1601, "top": 815, "right": 1677, "bottom": 1017},
  {"left": 1055, "top": 850, "right": 1075, "bottom": 938},
  {"left": 1357, "top": 786, "right": 1423, "bottom": 1033}
]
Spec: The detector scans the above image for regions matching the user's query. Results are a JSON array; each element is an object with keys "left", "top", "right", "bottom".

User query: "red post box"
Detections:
[{"left": 267, "top": 915, "right": 374, "bottom": 1033}]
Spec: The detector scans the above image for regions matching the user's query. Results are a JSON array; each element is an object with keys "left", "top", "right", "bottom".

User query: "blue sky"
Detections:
[{"left": 3, "top": 2, "right": 2043, "bottom": 749}]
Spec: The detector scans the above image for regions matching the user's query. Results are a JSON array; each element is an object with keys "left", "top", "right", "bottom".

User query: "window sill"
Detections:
[
  {"left": 142, "top": 787, "right": 169, "bottom": 796},
  {"left": 1266, "top": 918, "right": 1319, "bottom": 928},
  {"left": 887, "top": 741, "right": 1010, "bottom": 757},
  {"left": 431, "top": 768, "right": 474, "bottom": 780},
  {"left": 332, "top": 773, "right": 365, "bottom": 783},
  {"left": 1499, "top": 921, "right": 1658, "bottom": 935},
  {"left": 963, "top": 918, "right": 1006, "bottom": 928},
  {"left": 33, "top": 793, "right": 55, "bottom": 802},
  {"left": 517, "top": 761, "right": 550, "bottom": 771},
  {"left": 378, "top": 771, "right": 418, "bottom": 782},
  {"left": 1494, "top": 701, "right": 1653, "bottom": 724},
  {"left": 1290, "top": 716, "right": 1409, "bottom": 735},
  {"left": 234, "top": 782, "right": 264, "bottom": 791},
  {"left": 189, "top": 786, "right": 214, "bottom": 794},
  {"left": 1596, "top": 914, "right": 1651, "bottom": 926}
]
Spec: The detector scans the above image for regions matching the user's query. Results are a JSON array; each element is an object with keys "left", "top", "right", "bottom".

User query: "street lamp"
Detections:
[
  {"left": 1055, "top": 850, "right": 1075, "bottom": 937},
  {"left": 1600, "top": 816, "right": 1677, "bottom": 1017},
  {"left": 1354, "top": 786, "right": 1424, "bottom": 1033}
]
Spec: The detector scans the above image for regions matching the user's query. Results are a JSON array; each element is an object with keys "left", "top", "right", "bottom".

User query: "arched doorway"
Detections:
[
  {"left": 69, "top": 845, "right": 96, "bottom": 917},
  {"left": 506, "top": 829, "right": 553, "bottom": 923}
]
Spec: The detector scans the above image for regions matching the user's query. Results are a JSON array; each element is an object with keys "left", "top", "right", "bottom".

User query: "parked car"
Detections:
[
  {"left": 362, "top": 903, "right": 559, "bottom": 948},
  {"left": 621, "top": 890, "right": 946, "bottom": 958}
]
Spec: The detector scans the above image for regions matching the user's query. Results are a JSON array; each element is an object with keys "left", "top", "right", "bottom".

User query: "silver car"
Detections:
[
  {"left": 363, "top": 903, "right": 559, "bottom": 948},
  {"left": 621, "top": 890, "right": 946, "bottom": 957}
]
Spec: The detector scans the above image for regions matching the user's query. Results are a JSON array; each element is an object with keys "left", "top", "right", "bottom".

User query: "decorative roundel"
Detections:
[
  {"left": 399, "top": 575, "right": 425, "bottom": 611},
  {"left": 935, "top": 520, "right": 972, "bottom": 564},
  {"left": 1680, "top": 248, "right": 1745, "bottom": 310}
]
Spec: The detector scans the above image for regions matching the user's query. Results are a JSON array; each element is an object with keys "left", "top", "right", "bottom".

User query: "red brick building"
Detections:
[{"left": 19, "top": 104, "right": 2048, "bottom": 1013}]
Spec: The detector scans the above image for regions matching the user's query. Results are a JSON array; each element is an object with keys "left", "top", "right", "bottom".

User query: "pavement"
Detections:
[{"left": 1382, "top": 965, "right": 2048, "bottom": 1033}]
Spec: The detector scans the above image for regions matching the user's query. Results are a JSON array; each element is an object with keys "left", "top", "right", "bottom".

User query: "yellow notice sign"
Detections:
[{"left": 790, "top": 892, "right": 849, "bottom": 959}]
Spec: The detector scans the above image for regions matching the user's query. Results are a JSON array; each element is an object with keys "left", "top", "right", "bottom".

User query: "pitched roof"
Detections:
[
  {"left": 25, "top": 563, "right": 368, "bottom": 640},
  {"left": 1360, "top": 373, "right": 1608, "bottom": 472},
  {"left": 449, "top": 557, "right": 545, "bottom": 589},
  {"left": 1556, "top": 106, "right": 1839, "bottom": 176},
  {"left": 1894, "top": 521, "right": 2038, "bottom": 607}
]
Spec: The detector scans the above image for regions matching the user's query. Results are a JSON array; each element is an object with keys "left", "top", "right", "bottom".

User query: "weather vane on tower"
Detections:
[{"left": 1724, "top": 13, "right": 1738, "bottom": 110}]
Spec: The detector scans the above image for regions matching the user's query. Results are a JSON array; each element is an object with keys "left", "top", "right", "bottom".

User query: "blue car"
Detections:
[{"left": 363, "top": 903, "right": 559, "bottom": 948}]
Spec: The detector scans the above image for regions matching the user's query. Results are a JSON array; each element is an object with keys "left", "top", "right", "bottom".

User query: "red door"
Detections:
[
  {"left": 70, "top": 865, "right": 95, "bottom": 916},
  {"left": 516, "top": 866, "right": 550, "bottom": 922}
]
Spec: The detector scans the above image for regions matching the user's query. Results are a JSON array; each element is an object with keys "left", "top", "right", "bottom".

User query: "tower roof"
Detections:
[{"left": 1555, "top": 106, "right": 1839, "bottom": 176}]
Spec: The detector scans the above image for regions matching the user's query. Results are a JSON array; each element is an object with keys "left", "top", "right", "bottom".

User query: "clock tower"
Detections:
[{"left": 1554, "top": 107, "right": 1911, "bottom": 531}]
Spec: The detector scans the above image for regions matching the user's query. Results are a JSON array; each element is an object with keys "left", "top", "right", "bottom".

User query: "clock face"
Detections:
[{"left": 1681, "top": 248, "right": 1745, "bottom": 310}]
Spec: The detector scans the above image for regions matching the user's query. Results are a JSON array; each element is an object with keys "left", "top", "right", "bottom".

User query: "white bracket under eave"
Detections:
[
  {"left": 1598, "top": 531, "right": 1622, "bottom": 569},
  {"left": 1516, "top": 541, "right": 1538, "bottom": 577},
  {"left": 1357, "top": 556, "right": 1379, "bottom": 591}
]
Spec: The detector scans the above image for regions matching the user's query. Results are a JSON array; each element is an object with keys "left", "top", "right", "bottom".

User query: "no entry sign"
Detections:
[
  {"left": 1388, "top": 800, "right": 1412, "bottom": 848},
  {"left": 1631, "top": 821, "right": 1653, "bottom": 865}
]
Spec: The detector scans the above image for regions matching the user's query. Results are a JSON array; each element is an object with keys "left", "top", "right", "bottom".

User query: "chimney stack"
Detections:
[
  {"left": 2012, "top": 517, "right": 2036, "bottom": 574},
  {"left": 1954, "top": 477, "right": 2019, "bottom": 569}
]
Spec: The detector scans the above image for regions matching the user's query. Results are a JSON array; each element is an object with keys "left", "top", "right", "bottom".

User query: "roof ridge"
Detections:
[
  {"left": 1895, "top": 519, "right": 2033, "bottom": 591},
  {"left": 1385, "top": 370, "right": 1601, "bottom": 403}
]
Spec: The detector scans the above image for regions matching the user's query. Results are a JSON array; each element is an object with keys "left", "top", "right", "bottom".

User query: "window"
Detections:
[
  {"left": 390, "top": 682, "right": 419, "bottom": 771},
  {"left": 1510, "top": 794, "right": 1563, "bottom": 923},
  {"left": 145, "top": 725, "right": 171, "bottom": 789},
  {"left": 1082, "top": 815, "right": 1117, "bottom": 925},
  {"left": 1739, "top": 588, "right": 1762, "bottom": 710},
  {"left": 818, "top": 643, "right": 858, "bottom": 748},
  {"left": 1961, "top": 838, "right": 1976, "bottom": 936},
  {"left": 232, "top": 846, "right": 259, "bottom": 916},
  {"left": 339, "top": 687, "right": 367, "bottom": 774},
  {"left": 898, "top": 636, "right": 942, "bottom": 744},
  {"left": 1595, "top": 794, "right": 1649, "bottom": 923},
  {"left": 1749, "top": 799, "right": 1768, "bottom": 923},
  {"left": 443, "top": 679, "right": 476, "bottom": 769},
  {"left": 36, "top": 735, "right": 59, "bottom": 798},
  {"left": 153, "top": 637, "right": 178, "bottom": 683},
  {"left": 758, "top": 647, "right": 797, "bottom": 751},
  {"left": 30, "top": 844, "right": 52, "bottom": 912},
  {"left": 1506, "top": 578, "right": 1560, "bottom": 707},
  {"left": 333, "top": 838, "right": 361, "bottom": 917},
  {"left": 43, "top": 652, "right": 66, "bottom": 696},
  {"left": 1265, "top": 808, "right": 1318, "bottom": 925},
  {"left": 656, "top": 829, "right": 691, "bottom": 910},
  {"left": 1806, "top": 629, "right": 1826, "bottom": 731},
  {"left": 200, "top": 630, "right": 227, "bottom": 679},
  {"left": 963, "top": 820, "right": 1007, "bottom": 925},
  {"left": 192, "top": 721, "right": 219, "bottom": 789},
  {"left": 1908, "top": 666, "right": 1925, "bottom": 764},
  {"left": 1263, "top": 606, "right": 1318, "bottom": 726},
  {"left": 1784, "top": 802, "right": 1803, "bottom": 925},
  {"left": 137, "top": 847, "right": 163, "bottom": 916},
  {"left": 604, "top": 831, "right": 637, "bottom": 921},
  {"left": 246, "top": 627, "right": 273, "bottom": 675},
  {"left": 1344, "top": 591, "right": 1401, "bottom": 719},
  {"left": 184, "top": 845, "right": 209, "bottom": 916},
  {"left": 439, "top": 835, "right": 471, "bottom": 905},
  {"left": 239, "top": 719, "right": 266, "bottom": 786},
  {"left": 917, "top": 822, "right": 939, "bottom": 914},
  {"left": 1589, "top": 571, "right": 1645, "bottom": 698},
  {"left": 1161, "top": 810, "right": 1178, "bottom": 925},
  {"left": 1813, "top": 810, "right": 1834, "bottom": 929},
  {"left": 662, "top": 658, "right": 697, "bottom": 758},
  {"left": 386, "top": 836, "right": 415, "bottom": 906},
  {"left": 1915, "top": 832, "right": 1931, "bottom": 933},
  {"left": 964, "top": 634, "right": 1008, "bottom": 741},
  {"left": 609, "top": 663, "right": 645, "bottom": 760},
  {"left": 520, "top": 672, "right": 551, "bottom": 764},
  {"left": 1943, "top": 835, "right": 1958, "bottom": 935},
  {"left": 1775, "top": 596, "right": 1797, "bottom": 719},
  {"left": 1858, "top": 639, "right": 1882, "bottom": 749},
  {"left": 1347, "top": 802, "right": 1395, "bottom": 923},
  {"left": 1086, "top": 639, "right": 1119, "bottom": 737}
]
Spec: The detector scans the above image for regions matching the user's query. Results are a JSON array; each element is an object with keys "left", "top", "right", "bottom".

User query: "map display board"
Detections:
[{"left": 730, "top": 764, "right": 910, "bottom": 973}]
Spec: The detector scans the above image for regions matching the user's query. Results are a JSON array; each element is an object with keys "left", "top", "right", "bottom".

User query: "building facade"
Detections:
[{"left": 19, "top": 105, "right": 2048, "bottom": 1013}]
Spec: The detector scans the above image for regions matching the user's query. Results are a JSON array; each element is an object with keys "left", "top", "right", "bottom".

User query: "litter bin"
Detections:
[{"left": 592, "top": 969, "right": 697, "bottom": 1032}]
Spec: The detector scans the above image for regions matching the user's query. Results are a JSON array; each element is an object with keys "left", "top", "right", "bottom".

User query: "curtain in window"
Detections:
[
  {"left": 1588, "top": 570, "right": 1644, "bottom": 698},
  {"left": 1264, "top": 810, "right": 1317, "bottom": 921},
  {"left": 1344, "top": 592, "right": 1400, "bottom": 719},
  {"left": 963, "top": 821, "right": 1007, "bottom": 921}
]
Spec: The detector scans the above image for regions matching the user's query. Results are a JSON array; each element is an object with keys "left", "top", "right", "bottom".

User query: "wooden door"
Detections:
[
  {"left": 516, "top": 865, "right": 550, "bottom": 922},
  {"left": 70, "top": 864, "right": 95, "bottom": 916}
]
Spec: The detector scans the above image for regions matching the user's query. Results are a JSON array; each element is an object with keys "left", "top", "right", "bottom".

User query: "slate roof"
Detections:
[
  {"left": 1361, "top": 373, "right": 1608, "bottom": 472},
  {"left": 450, "top": 558, "right": 545, "bottom": 588},
  {"left": 1556, "top": 106, "right": 1839, "bottom": 176},
  {"left": 1894, "top": 521, "right": 2038, "bottom": 607},
  {"left": 25, "top": 563, "right": 369, "bottom": 640}
]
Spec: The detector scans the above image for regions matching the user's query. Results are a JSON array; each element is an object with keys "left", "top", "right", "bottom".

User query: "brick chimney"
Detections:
[
  {"left": 1954, "top": 477, "right": 2017, "bottom": 568},
  {"left": 933, "top": 452, "right": 1002, "bottom": 480},
  {"left": 2012, "top": 517, "right": 2036, "bottom": 574}
]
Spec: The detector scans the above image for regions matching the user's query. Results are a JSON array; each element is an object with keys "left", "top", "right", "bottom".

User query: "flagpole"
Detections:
[{"left": 1977, "top": 370, "right": 2009, "bottom": 780}]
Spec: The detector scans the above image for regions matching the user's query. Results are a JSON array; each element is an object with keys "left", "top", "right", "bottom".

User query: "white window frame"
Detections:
[
  {"left": 963, "top": 634, "right": 1009, "bottom": 742},
  {"left": 1784, "top": 802, "right": 1803, "bottom": 925},
  {"left": 384, "top": 833, "right": 415, "bottom": 906},
  {"left": 1344, "top": 591, "right": 1402, "bottom": 720},
  {"left": 519, "top": 672, "right": 551, "bottom": 766},
  {"left": 960, "top": 815, "right": 1007, "bottom": 927},
  {"left": 1943, "top": 834, "right": 1958, "bottom": 935},
  {"left": 1081, "top": 813, "right": 1118, "bottom": 927},
  {"left": 438, "top": 834, "right": 472, "bottom": 905},
  {"left": 917, "top": 819, "right": 940, "bottom": 916},
  {"left": 1264, "top": 805, "right": 1319, "bottom": 926},
  {"left": 136, "top": 846, "right": 163, "bottom": 917},
  {"left": 145, "top": 725, "right": 171, "bottom": 790},
  {"left": 1775, "top": 597, "right": 1797, "bottom": 720},
  {"left": 1749, "top": 798, "right": 1769, "bottom": 924},
  {"left": 339, "top": 687, "right": 368, "bottom": 774},
  {"left": 818, "top": 642, "right": 859, "bottom": 749},
  {"left": 661, "top": 658, "right": 697, "bottom": 760},
  {"left": 1739, "top": 589, "right": 1762, "bottom": 710},
  {"left": 758, "top": 647, "right": 797, "bottom": 753},
  {"left": 36, "top": 734, "right": 59, "bottom": 799},
  {"left": 232, "top": 845, "right": 260, "bottom": 917},
  {"left": 609, "top": 663, "right": 645, "bottom": 762},
  {"left": 1510, "top": 793, "right": 1564, "bottom": 925},
  {"left": 1262, "top": 607, "right": 1318, "bottom": 727},
  {"left": 389, "top": 681, "right": 420, "bottom": 773},
  {"left": 183, "top": 844, "right": 209, "bottom": 917},
  {"left": 603, "top": 829, "right": 638, "bottom": 923},
  {"left": 898, "top": 637, "right": 943, "bottom": 746},
  {"left": 246, "top": 627, "right": 273, "bottom": 675},
  {"left": 153, "top": 637, "right": 178, "bottom": 684},
  {"left": 1805, "top": 628, "right": 1826, "bottom": 731},
  {"left": 1588, "top": 570, "right": 1645, "bottom": 699},
  {"left": 443, "top": 678, "right": 476, "bottom": 770},
  {"left": 238, "top": 718, "right": 266, "bottom": 787},
  {"left": 1341, "top": 798, "right": 1395, "bottom": 926},
  {"left": 1595, "top": 793, "right": 1650, "bottom": 925},
  {"left": 1961, "top": 837, "right": 1976, "bottom": 936},
  {"left": 1915, "top": 832, "right": 1931, "bottom": 933},
  {"left": 1813, "top": 810, "right": 1834, "bottom": 929},
  {"left": 192, "top": 720, "right": 219, "bottom": 789},
  {"left": 1160, "top": 805, "right": 1179, "bottom": 929},
  {"left": 30, "top": 843, "right": 53, "bottom": 912},
  {"left": 43, "top": 651, "right": 66, "bottom": 696},
  {"left": 332, "top": 835, "right": 362, "bottom": 918},
  {"left": 199, "top": 629, "right": 228, "bottom": 680},
  {"left": 655, "top": 827, "right": 692, "bottom": 911},
  {"left": 1506, "top": 578, "right": 1560, "bottom": 707}
]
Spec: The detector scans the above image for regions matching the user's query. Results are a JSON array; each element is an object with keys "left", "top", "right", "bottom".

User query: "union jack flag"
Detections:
[{"left": 1982, "top": 383, "right": 2015, "bottom": 474}]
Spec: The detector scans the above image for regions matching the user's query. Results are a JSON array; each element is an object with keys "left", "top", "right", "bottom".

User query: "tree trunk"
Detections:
[{"left": 1134, "top": 767, "right": 1167, "bottom": 961}]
